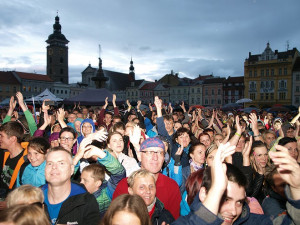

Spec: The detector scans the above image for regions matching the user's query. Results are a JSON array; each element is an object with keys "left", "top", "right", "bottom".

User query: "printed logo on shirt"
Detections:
[{"left": 67, "top": 222, "right": 79, "bottom": 225}]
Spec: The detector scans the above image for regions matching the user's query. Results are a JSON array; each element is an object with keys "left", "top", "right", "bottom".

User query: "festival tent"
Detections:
[
  {"left": 63, "top": 88, "right": 123, "bottom": 106},
  {"left": 25, "top": 88, "right": 63, "bottom": 103}
]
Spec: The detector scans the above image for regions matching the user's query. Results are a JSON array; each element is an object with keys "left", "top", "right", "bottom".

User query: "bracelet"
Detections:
[{"left": 235, "top": 132, "right": 241, "bottom": 137}]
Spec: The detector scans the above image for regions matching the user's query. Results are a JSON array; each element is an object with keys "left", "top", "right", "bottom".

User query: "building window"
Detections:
[
  {"left": 218, "top": 99, "right": 221, "bottom": 104},
  {"left": 49, "top": 57, "right": 52, "bottom": 64},
  {"left": 254, "top": 70, "right": 257, "bottom": 77},
  {"left": 296, "top": 74, "right": 300, "bottom": 81},
  {"left": 279, "top": 92, "right": 286, "bottom": 100},
  {"left": 50, "top": 68, "right": 52, "bottom": 74},
  {"left": 284, "top": 68, "right": 287, "bottom": 75},
  {"left": 211, "top": 99, "right": 214, "bottom": 104},
  {"left": 250, "top": 93, "right": 256, "bottom": 100},
  {"left": 205, "top": 99, "right": 208, "bottom": 105},
  {"left": 260, "top": 93, "right": 264, "bottom": 100},
  {"left": 212, "top": 89, "right": 214, "bottom": 95},
  {"left": 205, "top": 89, "right": 208, "bottom": 95},
  {"left": 265, "top": 93, "right": 269, "bottom": 100},
  {"left": 65, "top": 90, "right": 67, "bottom": 94},
  {"left": 184, "top": 89, "right": 186, "bottom": 94},
  {"left": 60, "top": 57, "right": 64, "bottom": 63},
  {"left": 56, "top": 90, "right": 59, "bottom": 94},
  {"left": 249, "top": 70, "right": 252, "bottom": 77},
  {"left": 266, "top": 69, "right": 269, "bottom": 77},
  {"left": 271, "top": 69, "right": 274, "bottom": 76},
  {"left": 261, "top": 69, "right": 264, "bottom": 77},
  {"left": 270, "top": 93, "right": 274, "bottom": 100},
  {"left": 296, "top": 97, "right": 300, "bottom": 104},
  {"left": 191, "top": 88, "right": 194, "bottom": 93},
  {"left": 296, "top": 86, "right": 300, "bottom": 92},
  {"left": 279, "top": 68, "right": 282, "bottom": 75},
  {"left": 60, "top": 69, "right": 64, "bottom": 74},
  {"left": 197, "top": 88, "right": 200, "bottom": 93}
]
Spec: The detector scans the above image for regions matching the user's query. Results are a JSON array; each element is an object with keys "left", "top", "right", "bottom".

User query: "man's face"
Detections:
[
  {"left": 68, "top": 113, "right": 76, "bottom": 123},
  {"left": 174, "top": 122, "right": 182, "bottom": 131},
  {"left": 219, "top": 181, "right": 246, "bottom": 225},
  {"left": 172, "top": 114, "right": 179, "bottom": 122},
  {"left": 284, "top": 142, "right": 298, "bottom": 160},
  {"left": 236, "top": 136, "right": 246, "bottom": 152},
  {"left": 141, "top": 147, "right": 164, "bottom": 174},
  {"left": 164, "top": 119, "right": 174, "bottom": 133},
  {"left": 104, "top": 114, "right": 112, "bottom": 124},
  {"left": 286, "top": 128, "right": 295, "bottom": 138},
  {"left": 128, "top": 175, "right": 156, "bottom": 206},
  {"left": 0, "top": 131, "right": 12, "bottom": 149},
  {"left": 45, "top": 150, "right": 74, "bottom": 186},
  {"left": 112, "top": 118, "right": 121, "bottom": 125},
  {"left": 199, "top": 135, "right": 211, "bottom": 149},
  {"left": 80, "top": 170, "right": 101, "bottom": 194},
  {"left": 59, "top": 131, "right": 76, "bottom": 152},
  {"left": 267, "top": 113, "right": 273, "bottom": 121},
  {"left": 82, "top": 108, "right": 88, "bottom": 116}
]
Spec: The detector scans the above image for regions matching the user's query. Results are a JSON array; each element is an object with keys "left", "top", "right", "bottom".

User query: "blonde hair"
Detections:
[
  {"left": 127, "top": 169, "right": 156, "bottom": 188},
  {"left": 0, "top": 204, "right": 50, "bottom": 225},
  {"left": 6, "top": 185, "right": 44, "bottom": 208}
]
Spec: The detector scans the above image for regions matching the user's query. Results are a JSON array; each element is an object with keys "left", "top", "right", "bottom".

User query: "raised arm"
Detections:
[{"left": 16, "top": 92, "right": 37, "bottom": 135}]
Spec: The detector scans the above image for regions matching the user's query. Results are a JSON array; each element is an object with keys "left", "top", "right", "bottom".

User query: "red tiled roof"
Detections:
[
  {"left": 0, "top": 71, "right": 21, "bottom": 84},
  {"left": 15, "top": 71, "right": 53, "bottom": 82},
  {"left": 139, "top": 82, "right": 158, "bottom": 90}
]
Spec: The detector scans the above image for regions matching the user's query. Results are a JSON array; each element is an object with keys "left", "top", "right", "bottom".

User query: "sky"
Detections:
[{"left": 1, "top": 0, "right": 300, "bottom": 83}]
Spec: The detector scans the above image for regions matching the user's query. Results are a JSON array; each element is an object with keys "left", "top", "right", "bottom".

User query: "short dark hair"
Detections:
[
  {"left": 278, "top": 137, "right": 297, "bottom": 146},
  {"left": 173, "top": 127, "right": 191, "bottom": 143},
  {"left": 59, "top": 127, "right": 77, "bottom": 139},
  {"left": 0, "top": 121, "right": 24, "bottom": 143},
  {"left": 28, "top": 137, "right": 50, "bottom": 155},
  {"left": 201, "top": 163, "right": 248, "bottom": 191}
]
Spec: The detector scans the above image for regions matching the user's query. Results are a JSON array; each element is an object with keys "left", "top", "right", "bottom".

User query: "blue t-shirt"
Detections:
[{"left": 44, "top": 189, "right": 64, "bottom": 225}]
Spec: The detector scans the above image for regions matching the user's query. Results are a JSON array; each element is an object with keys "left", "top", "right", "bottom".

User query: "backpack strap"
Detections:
[{"left": 2, "top": 149, "right": 27, "bottom": 189}]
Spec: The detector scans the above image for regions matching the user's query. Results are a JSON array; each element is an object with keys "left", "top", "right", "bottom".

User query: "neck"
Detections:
[
  {"left": 168, "top": 130, "right": 174, "bottom": 136},
  {"left": 9, "top": 143, "right": 23, "bottom": 158},
  {"left": 48, "top": 182, "right": 71, "bottom": 204}
]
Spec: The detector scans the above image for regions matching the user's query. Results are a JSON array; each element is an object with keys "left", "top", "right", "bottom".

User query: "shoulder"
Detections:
[{"left": 157, "top": 173, "right": 179, "bottom": 188}]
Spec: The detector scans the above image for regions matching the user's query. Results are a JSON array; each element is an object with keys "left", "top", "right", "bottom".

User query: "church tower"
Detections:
[
  {"left": 46, "top": 14, "right": 69, "bottom": 84},
  {"left": 129, "top": 57, "right": 135, "bottom": 81}
]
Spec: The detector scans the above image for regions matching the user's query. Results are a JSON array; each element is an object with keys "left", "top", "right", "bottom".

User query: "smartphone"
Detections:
[{"left": 45, "top": 100, "right": 55, "bottom": 106}]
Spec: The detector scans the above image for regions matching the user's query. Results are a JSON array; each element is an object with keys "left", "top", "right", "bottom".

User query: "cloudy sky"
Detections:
[{"left": 1, "top": 0, "right": 300, "bottom": 83}]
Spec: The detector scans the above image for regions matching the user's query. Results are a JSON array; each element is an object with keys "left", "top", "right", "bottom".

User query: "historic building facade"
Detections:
[{"left": 244, "top": 43, "right": 299, "bottom": 108}]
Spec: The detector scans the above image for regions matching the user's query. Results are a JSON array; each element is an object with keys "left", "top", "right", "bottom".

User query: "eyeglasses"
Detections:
[
  {"left": 59, "top": 137, "right": 74, "bottom": 141},
  {"left": 82, "top": 125, "right": 92, "bottom": 129},
  {"left": 141, "top": 150, "right": 165, "bottom": 157}
]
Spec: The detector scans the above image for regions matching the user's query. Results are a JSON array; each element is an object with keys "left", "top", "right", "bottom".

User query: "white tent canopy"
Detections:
[{"left": 25, "top": 88, "right": 63, "bottom": 103}]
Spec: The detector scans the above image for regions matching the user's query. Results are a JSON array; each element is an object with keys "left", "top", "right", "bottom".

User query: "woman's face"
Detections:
[
  {"left": 53, "top": 124, "right": 61, "bottom": 133},
  {"left": 206, "top": 149, "right": 217, "bottom": 167},
  {"left": 199, "top": 135, "right": 211, "bottom": 149},
  {"left": 284, "top": 142, "right": 298, "bottom": 161},
  {"left": 27, "top": 147, "right": 46, "bottom": 167},
  {"left": 112, "top": 210, "right": 141, "bottom": 225},
  {"left": 176, "top": 132, "right": 190, "bottom": 148},
  {"left": 108, "top": 133, "right": 124, "bottom": 154},
  {"left": 190, "top": 145, "right": 206, "bottom": 165},
  {"left": 253, "top": 146, "right": 268, "bottom": 169},
  {"left": 50, "top": 139, "right": 59, "bottom": 148}
]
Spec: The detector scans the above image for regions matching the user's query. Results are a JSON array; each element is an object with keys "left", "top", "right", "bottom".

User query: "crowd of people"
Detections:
[{"left": 0, "top": 91, "right": 299, "bottom": 225}]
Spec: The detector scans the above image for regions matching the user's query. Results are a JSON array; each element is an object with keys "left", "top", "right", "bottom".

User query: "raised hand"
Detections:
[
  {"left": 137, "top": 100, "right": 141, "bottom": 110},
  {"left": 42, "top": 99, "right": 50, "bottom": 112},
  {"left": 129, "top": 125, "right": 142, "bottom": 147},
  {"left": 269, "top": 145, "right": 300, "bottom": 200},
  {"left": 154, "top": 96, "right": 162, "bottom": 109},
  {"left": 73, "top": 130, "right": 108, "bottom": 165}
]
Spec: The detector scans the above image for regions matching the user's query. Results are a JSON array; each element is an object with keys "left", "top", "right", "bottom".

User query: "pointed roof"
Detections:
[
  {"left": 14, "top": 71, "right": 52, "bottom": 81},
  {"left": 46, "top": 15, "right": 69, "bottom": 44},
  {"left": 25, "top": 88, "right": 63, "bottom": 102}
]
